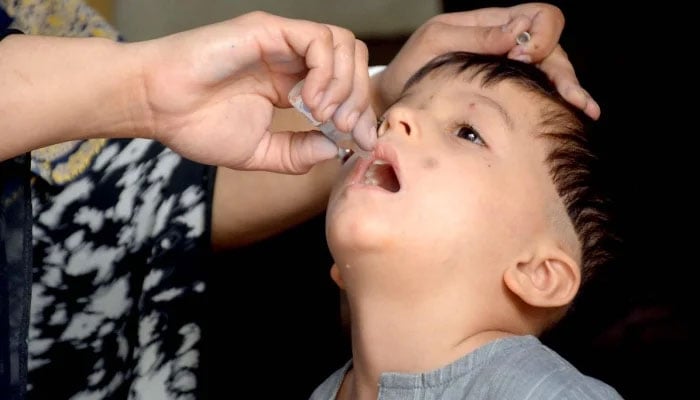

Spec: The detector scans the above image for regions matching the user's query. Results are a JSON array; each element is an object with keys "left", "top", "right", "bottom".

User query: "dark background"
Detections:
[{"left": 205, "top": 1, "right": 692, "bottom": 399}]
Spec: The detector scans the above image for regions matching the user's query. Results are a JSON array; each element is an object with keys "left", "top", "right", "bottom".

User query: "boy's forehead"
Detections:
[
  {"left": 401, "top": 67, "right": 527, "bottom": 118},
  {"left": 402, "top": 66, "right": 505, "bottom": 102},
  {"left": 398, "top": 66, "right": 567, "bottom": 143}
]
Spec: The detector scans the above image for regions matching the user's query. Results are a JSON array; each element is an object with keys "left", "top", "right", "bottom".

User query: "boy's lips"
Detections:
[{"left": 347, "top": 142, "right": 402, "bottom": 193}]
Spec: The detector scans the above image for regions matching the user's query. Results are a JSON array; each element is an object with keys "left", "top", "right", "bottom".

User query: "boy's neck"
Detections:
[{"left": 337, "top": 292, "right": 517, "bottom": 400}]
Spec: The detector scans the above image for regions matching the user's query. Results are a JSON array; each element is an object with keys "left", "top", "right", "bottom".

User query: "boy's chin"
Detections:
[
  {"left": 326, "top": 218, "right": 396, "bottom": 255},
  {"left": 328, "top": 246, "right": 393, "bottom": 278},
  {"left": 327, "top": 236, "right": 389, "bottom": 259}
]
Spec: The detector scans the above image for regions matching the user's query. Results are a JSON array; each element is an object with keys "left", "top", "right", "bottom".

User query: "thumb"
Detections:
[
  {"left": 245, "top": 130, "right": 339, "bottom": 174},
  {"left": 508, "top": 6, "right": 565, "bottom": 62},
  {"left": 429, "top": 18, "right": 531, "bottom": 56}
]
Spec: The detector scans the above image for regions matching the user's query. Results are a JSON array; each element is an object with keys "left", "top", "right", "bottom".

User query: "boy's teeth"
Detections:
[
  {"left": 363, "top": 164, "right": 379, "bottom": 185},
  {"left": 372, "top": 160, "right": 388, "bottom": 165}
]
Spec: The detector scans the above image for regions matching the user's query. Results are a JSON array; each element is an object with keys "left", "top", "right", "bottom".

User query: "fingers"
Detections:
[
  {"left": 350, "top": 104, "right": 378, "bottom": 151},
  {"left": 507, "top": 3, "right": 565, "bottom": 62},
  {"left": 284, "top": 22, "right": 361, "bottom": 123},
  {"left": 538, "top": 45, "right": 601, "bottom": 120},
  {"left": 504, "top": 16, "right": 537, "bottom": 62},
  {"left": 416, "top": 20, "right": 529, "bottom": 58},
  {"left": 319, "top": 30, "right": 376, "bottom": 150},
  {"left": 331, "top": 40, "right": 376, "bottom": 149},
  {"left": 281, "top": 20, "right": 375, "bottom": 149},
  {"left": 247, "top": 130, "right": 339, "bottom": 174},
  {"left": 430, "top": 7, "right": 511, "bottom": 27},
  {"left": 430, "top": 3, "right": 565, "bottom": 64},
  {"left": 314, "top": 25, "right": 357, "bottom": 123},
  {"left": 280, "top": 17, "right": 337, "bottom": 109},
  {"left": 449, "top": 4, "right": 598, "bottom": 119},
  {"left": 580, "top": 88, "right": 601, "bottom": 121}
]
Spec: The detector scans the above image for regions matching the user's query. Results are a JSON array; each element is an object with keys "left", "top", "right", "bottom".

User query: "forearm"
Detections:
[
  {"left": 0, "top": 34, "right": 150, "bottom": 160},
  {"left": 211, "top": 160, "right": 339, "bottom": 249}
]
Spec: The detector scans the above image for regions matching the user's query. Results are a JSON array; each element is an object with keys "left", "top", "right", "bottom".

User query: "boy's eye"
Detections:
[
  {"left": 456, "top": 125, "right": 486, "bottom": 146},
  {"left": 377, "top": 115, "right": 385, "bottom": 130}
]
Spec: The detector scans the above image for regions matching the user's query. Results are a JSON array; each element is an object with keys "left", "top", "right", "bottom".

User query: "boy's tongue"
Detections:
[{"left": 363, "top": 161, "right": 400, "bottom": 192}]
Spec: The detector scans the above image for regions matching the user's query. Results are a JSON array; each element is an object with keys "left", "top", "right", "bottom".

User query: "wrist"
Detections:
[
  {"left": 120, "top": 41, "right": 157, "bottom": 140},
  {"left": 66, "top": 38, "right": 157, "bottom": 141}
]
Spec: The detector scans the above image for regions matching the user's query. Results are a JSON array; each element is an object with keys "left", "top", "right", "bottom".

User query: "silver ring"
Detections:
[{"left": 516, "top": 31, "right": 531, "bottom": 46}]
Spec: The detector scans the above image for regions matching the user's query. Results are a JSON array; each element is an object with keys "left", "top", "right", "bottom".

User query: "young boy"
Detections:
[{"left": 311, "top": 52, "right": 622, "bottom": 399}]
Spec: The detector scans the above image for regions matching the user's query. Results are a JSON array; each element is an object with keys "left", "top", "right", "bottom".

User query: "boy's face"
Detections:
[{"left": 326, "top": 70, "right": 564, "bottom": 294}]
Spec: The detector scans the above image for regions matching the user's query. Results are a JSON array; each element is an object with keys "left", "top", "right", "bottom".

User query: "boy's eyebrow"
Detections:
[
  {"left": 390, "top": 91, "right": 414, "bottom": 109},
  {"left": 398, "top": 88, "right": 514, "bottom": 131},
  {"left": 471, "top": 93, "right": 514, "bottom": 131}
]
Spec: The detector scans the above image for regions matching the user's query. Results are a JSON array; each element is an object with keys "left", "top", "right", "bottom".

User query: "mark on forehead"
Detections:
[{"left": 422, "top": 157, "right": 439, "bottom": 169}]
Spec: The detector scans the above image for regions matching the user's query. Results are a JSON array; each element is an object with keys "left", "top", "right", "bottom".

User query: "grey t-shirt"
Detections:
[{"left": 310, "top": 335, "right": 623, "bottom": 400}]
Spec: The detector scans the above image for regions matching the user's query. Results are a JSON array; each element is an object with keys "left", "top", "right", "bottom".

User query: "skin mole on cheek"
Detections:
[{"left": 422, "top": 157, "right": 439, "bottom": 169}]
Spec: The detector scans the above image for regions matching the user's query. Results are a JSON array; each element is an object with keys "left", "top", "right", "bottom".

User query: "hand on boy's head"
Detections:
[
  {"left": 538, "top": 45, "right": 601, "bottom": 120},
  {"left": 375, "top": 2, "right": 600, "bottom": 120}
]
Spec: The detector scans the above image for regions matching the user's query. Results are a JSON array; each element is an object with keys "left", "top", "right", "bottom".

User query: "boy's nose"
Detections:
[{"left": 378, "top": 107, "right": 418, "bottom": 139}]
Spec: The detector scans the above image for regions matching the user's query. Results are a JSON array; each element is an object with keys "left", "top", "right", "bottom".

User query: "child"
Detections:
[{"left": 311, "top": 52, "right": 622, "bottom": 399}]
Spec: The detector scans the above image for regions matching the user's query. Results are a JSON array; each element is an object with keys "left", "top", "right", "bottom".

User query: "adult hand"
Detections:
[
  {"left": 135, "top": 11, "right": 376, "bottom": 173},
  {"left": 374, "top": 2, "right": 600, "bottom": 120}
]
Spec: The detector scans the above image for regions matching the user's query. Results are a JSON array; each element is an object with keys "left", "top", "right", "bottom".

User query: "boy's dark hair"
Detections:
[{"left": 403, "top": 51, "right": 613, "bottom": 285}]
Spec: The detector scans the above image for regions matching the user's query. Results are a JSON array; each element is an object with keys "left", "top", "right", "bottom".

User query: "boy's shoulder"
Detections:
[
  {"left": 310, "top": 360, "right": 352, "bottom": 400},
  {"left": 309, "top": 336, "right": 623, "bottom": 400},
  {"left": 471, "top": 335, "right": 623, "bottom": 399}
]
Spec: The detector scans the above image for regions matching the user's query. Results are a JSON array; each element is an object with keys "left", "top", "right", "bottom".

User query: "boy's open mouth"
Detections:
[{"left": 363, "top": 160, "right": 400, "bottom": 192}]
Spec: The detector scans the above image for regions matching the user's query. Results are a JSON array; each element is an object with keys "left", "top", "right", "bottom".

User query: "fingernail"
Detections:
[
  {"left": 571, "top": 86, "right": 588, "bottom": 103},
  {"left": 312, "top": 91, "right": 325, "bottom": 108},
  {"left": 322, "top": 103, "right": 338, "bottom": 122},
  {"left": 513, "top": 54, "right": 532, "bottom": 63},
  {"left": 345, "top": 111, "right": 359, "bottom": 131},
  {"left": 587, "top": 99, "right": 602, "bottom": 120},
  {"left": 356, "top": 126, "right": 377, "bottom": 152},
  {"left": 313, "top": 135, "right": 340, "bottom": 160}
]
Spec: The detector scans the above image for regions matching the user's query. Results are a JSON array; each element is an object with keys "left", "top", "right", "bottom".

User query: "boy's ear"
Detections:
[
  {"left": 503, "top": 249, "right": 581, "bottom": 308},
  {"left": 330, "top": 263, "right": 345, "bottom": 289}
]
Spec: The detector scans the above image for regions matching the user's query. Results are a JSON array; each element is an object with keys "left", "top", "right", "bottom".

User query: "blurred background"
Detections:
[
  {"left": 85, "top": 1, "right": 690, "bottom": 399},
  {"left": 87, "top": 0, "right": 440, "bottom": 65}
]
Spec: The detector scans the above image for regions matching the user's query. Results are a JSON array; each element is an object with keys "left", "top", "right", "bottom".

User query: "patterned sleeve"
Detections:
[{"left": 2, "top": 1, "right": 217, "bottom": 399}]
